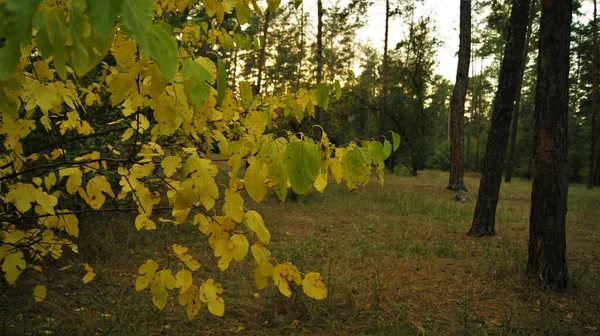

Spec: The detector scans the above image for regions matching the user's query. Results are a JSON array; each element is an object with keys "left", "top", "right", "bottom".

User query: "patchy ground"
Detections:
[{"left": 1, "top": 171, "right": 599, "bottom": 335}]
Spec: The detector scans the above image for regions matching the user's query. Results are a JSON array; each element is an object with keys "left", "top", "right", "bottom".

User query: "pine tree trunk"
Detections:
[
  {"left": 468, "top": 0, "right": 532, "bottom": 237},
  {"left": 447, "top": 0, "right": 471, "bottom": 191},
  {"left": 588, "top": 0, "right": 598, "bottom": 189},
  {"left": 526, "top": 0, "right": 572, "bottom": 291},
  {"left": 315, "top": 0, "right": 324, "bottom": 124},
  {"left": 256, "top": 10, "right": 271, "bottom": 95},
  {"left": 296, "top": 2, "right": 305, "bottom": 91},
  {"left": 379, "top": 0, "right": 390, "bottom": 136},
  {"left": 505, "top": 0, "right": 537, "bottom": 183}
]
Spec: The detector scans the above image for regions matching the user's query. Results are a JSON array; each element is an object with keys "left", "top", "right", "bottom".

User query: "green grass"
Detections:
[{"left": 1, "top": 170, "right": 599, "bottom": 335}]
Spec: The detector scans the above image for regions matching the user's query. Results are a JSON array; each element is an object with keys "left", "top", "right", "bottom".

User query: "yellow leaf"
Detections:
[
  {"left": 173, "top": 244, "right": 189, "bottom": 255},
  {"left": 161, "top": 156, "right": 182, "bottom": 177},
  {"left": 244, "top": 211, "right": 270, "bottom": 244},
  {"left": 244, "top": 160, "right": 268, "bottom": 202},
  {"left": 84, "top": 176, "right": 115, "bottom": 209},
  {"left": 208, "top": 296, "right": 225, "bottom": 317},
  {"left": 329, "top": 157, "right": 343, "bottom": 184},
  {"left": 313, "top": 171, "right": 328, "bottom": 193},
  {"left": 223, "top": 189, "right": 244, "bottom": 223},
  {"left": 213, "top": 238, "right": 234, "bottom": 271},
  {"left": 35, "top": 189, "right": 57, "bottom": 215},
  {"left": 44, "top": 172, "right": 57, "bottom": 191},
  {"left": 121, "top": 128, "right": 135, "bottom": 141},
  {"left": 32, "top": 177, "right": 43, "bottom": 187},
  {"left": 230, "top": 234, "right": 249, "bottom": 262},
  {"left": 302, "top": 272, "right": 327, "bottom": 300},
  {"left": 5, "top": 184, "right": 37, "bottom": 213},
  {"left": 33, "top": 60, "right": 54, "bottom": 81},
  {"left": 135, "top": 214, "right": 157, "bottom": 231},
  {"left": 199, "top": 279, "right": 225, "bottom": 317},
  {"left": 82, "top": 263, "right": 96, "bottom": 284},
  {"left": 62, "top": 213, "right": 79, "bottom": 237},
  {"left": 136, "top": 259, "right": 159, "bottom": 291},
  {"left": 178, "top": 284, "right": 202, "bottom": 320},
  {"left": 151, "top": 269, "right": 176, "bottom": 309},
  {"left": 272, "top": 263, "right": 302, "bottom": 298},
  {"left": 175, "top": 269, "right": 193, "bottom": 294},
  {"left": 2, "top": 252, "right": 25, "bottom": 284},
  {"left": 253, "top": 266, "right": 268, "bottom": 290},
  {"left": 60, "top": 168, "right": 83, "bottom": 195},
  {"left": 33, "top": 284, "right": 47, "bottom": 302}
]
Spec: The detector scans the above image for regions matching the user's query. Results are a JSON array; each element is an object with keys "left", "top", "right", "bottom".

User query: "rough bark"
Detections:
[
  {"left": 447, "top": 0, "right": 471, "bottom": 191},
  {"left": 315, "top": 0, "right": 324, "bottom": 124},
  {"left": 505, "top": 0, "right": 537, "bottom": 183},
  {"left": 256, "top": 10, "right": 271, "bottom": 95},
  {"left": 468, "top": 0, "right": 531, "bottom": 237},
  {"left": 588, "top": 0, "right": 598, "bottom": 189},
  {"left": 296, "top": 2, "right": 305, "bottom": 91},
  {"left": 526, "top": 0, "right": 572, "bottom": 291},
  {"left": 379, "top": 0, "right": 390, "bottom": 136}
]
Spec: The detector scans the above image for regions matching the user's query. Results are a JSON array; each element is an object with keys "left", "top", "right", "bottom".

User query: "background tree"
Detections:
[
  {"left": 448, "top": 0, "right": 472, "bottom": 191},
  {"left": 386, "top": 15, "right": 439, "bottom": 175},
  {"left": 588, "top": 0, "right": 598, "bottom": 188},
  {"left": 469, "top": 0, "right": 532, "bottom": 237},
  {"left": 527, "top": 0, "right": 573, "bottom": 291},
  {"left": 505, "top": 0, "right": 538, "bottom": 183}
]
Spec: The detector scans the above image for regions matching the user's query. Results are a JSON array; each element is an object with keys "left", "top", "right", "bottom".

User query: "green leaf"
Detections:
[
  {"left": 0, "top": 78, "right": 20, "bottom": 116},
  {"left": 0, "top": 0, "right": 41, "bottom": 79},
  {"left": 382, "top": 140, "right": 392, "bottom": 160},
  {"left": 120, "top": 0, "right": 153, "bottom": 48},
  {"left": 294, "top": 0, "right": 303, "bottom": 9},
  {"left": 267, "top": 0, "right": 281, "bottom": 12},
  {"left": 391, "top": 131, "right": 401, "bottom": 151},
  {"left": 216, "top": 58, "right": 227, "bottom": 107},
  {"left": 234, "top": 0, "right": 252, "bottom": 25},
  {"left": 342, "top": 145, "right": 371, "bottom": 190},
  {"left": 34, "top": 28, "right": 53, "bottom": 59},
  {"left": 146, "top": 24, "right": 178, "bottom": 81},
  {"left": 182, "top": 59, "right": 213, "bottom": 107},
  {"left": 315, "top": 83, "right": 329, "bottom": 110},
  {"left": 69, "top": 0, "right": 91, "bottom": 38},
  {"left": 365, "top": 140, "right": 384, "bottom": 164},
  {"left": 70, "top": 40, "right": 90, "bottom": 76},
  {"left": 43, "top": 8, "right": 70, "bottom": 79},
  {"left": 334, "top": 80, "right": 342, "bottom": 100},
  {"left": 86, "top": 0, "right": 122, "bottom": 38},
  {"left": 268, "top": 158, "right": 287, "bottom": 202},
  {"left": 284, "top": 141, "right": 320, "bottom": 194}
]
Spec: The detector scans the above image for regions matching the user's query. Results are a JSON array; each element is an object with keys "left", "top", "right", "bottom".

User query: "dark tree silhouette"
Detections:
[
  {"left": 447, "top": 0, "right": 471, "bottom": 191},
  {"left": 526, "top": 0, "right": 572, "bottom": 291},
  {"left": 468, "top": 0, "right": 532, "bottom": 237}
]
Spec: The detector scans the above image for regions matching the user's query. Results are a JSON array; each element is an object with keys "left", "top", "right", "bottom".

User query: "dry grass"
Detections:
[{"left": 1, "top": 170, "right": 599, "bottom": 335}]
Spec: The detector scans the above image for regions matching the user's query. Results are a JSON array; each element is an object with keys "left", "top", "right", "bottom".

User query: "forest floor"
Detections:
[{"left": 1, "top": 170, "right": 599, "bottom": 335}]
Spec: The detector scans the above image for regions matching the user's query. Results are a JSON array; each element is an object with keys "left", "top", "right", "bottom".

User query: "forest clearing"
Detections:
[
  {"left": 1, "top": 171, "right": 599, "bottom": 335},
  {"left": 1, "top": 0, "right": 599, "bottom": 335}
]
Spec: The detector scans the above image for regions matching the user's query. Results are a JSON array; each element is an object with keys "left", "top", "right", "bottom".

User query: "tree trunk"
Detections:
[
  {"left": 527, "top": 0, "right": 572, "bottom": 291},
  {"left": 447, "top": 0, "right": 471, "bottom": 191},
  {"left": 505, "top": 0, "right": 537, "bottom": 183},
  {"left": 315, "top": 0, "right": 324, "bottom": 124},
  {"left": 379, "top": 0, "right": 390, "bottom": 136},
  {"left": 256, "top": 10, "right": 271, "bottom": 95},
  {"left": 588, "top": 0, "right": 598, "bottom": 189},
  {"left": 296, "top": 2, "right": 305, "bottom": 91},
  {"left": 468, "top": 0, "right": 531, "bottom": 237},
  {"left": 475, "top": 63, "right": 482, "bottom": 171},
  {"left": 231, "top": 48, "right": 238, "bottom": 89}
]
